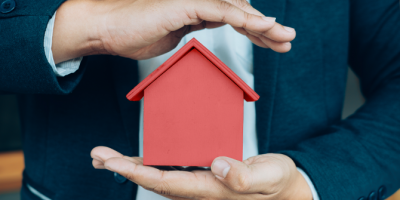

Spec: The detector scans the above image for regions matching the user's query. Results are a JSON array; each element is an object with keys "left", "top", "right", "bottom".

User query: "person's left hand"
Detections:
[{"left": 91, "top": 146, "right": 312, "bottom": 200}]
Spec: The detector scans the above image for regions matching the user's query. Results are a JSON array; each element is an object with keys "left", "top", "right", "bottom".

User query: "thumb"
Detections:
[{"left": 211, "top": 157, "right": 258, "bottom": 193}]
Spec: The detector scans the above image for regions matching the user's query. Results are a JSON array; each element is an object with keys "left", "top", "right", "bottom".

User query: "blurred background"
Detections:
[{"left": 0, "top": 68, "right": 399, "bottom": 199}]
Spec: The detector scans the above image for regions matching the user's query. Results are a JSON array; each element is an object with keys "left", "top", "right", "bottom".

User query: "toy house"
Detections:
[{"left": 126, "top": 38, "right": 259, "bottom": 167}]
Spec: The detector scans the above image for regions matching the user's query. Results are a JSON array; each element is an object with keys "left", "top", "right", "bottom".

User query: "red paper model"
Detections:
[{"left": 127, "top": 38, "right": 259, "bottom": 167}]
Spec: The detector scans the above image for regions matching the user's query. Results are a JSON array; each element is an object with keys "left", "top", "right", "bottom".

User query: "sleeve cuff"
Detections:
[
  {"left": 297, "top": 167, "right": 320, "bottom": 200},
  {"left": 44, "top": 11, "right": 82, "bottom": 77}
]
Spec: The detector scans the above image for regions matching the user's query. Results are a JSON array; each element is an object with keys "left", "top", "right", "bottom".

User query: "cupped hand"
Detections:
[
  {"left": 53, "top": 0, "right": 296, "bottom": 63},
  {"left": 91, "top": 146, "right": 312, "bottom": 200}
]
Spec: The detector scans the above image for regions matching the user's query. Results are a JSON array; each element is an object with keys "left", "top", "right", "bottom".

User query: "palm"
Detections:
[
  {"left": 91, "top": 146, "right": 303, "bottom": 200},
  {"left": 149, "top": 169, "right": 223, "bottom": 196}
]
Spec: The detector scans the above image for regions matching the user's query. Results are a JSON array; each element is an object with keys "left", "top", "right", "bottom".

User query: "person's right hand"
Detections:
[{"left": 52, "top": 0, "right": 296, "bottom": 64}]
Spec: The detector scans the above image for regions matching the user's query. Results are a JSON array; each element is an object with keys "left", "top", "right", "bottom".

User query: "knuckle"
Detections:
[
  {"left": 242, "top": 12, "right": 250, "bottom": 28},
  {"left": 218, "top": 0, "right": 231, "bottom": 10},
  {"left": 124, "top": 172, "right": 136, "bottom": 182},
  {"left": 217, "top": 0, "right": 234, "bottom": 18},
  {"left": 233, "top": 172, "right": 252, "bottom": 192},
  {"left": 151, "top": 171, "right": 172, "bottom": 196},
  {"left": 232, "top": 0, "right": 250, "bottom": 8},
  {"left": 122, "top": 163, "right": 138, "bottom": 182},
  {"left": 275, "top": 167, "right": 286, "bottom": 182}
]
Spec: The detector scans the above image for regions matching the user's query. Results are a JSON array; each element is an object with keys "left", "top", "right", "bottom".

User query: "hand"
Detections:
[
  {"left": 91, "top": 146, "right": 312, "bottom": 200},
  {"left": 52, "top": 0, "right": 296, "bottom": 64}
]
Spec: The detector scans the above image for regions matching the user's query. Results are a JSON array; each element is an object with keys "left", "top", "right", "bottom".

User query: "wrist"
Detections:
[
  {"left": 288, "top": 170, "right": 313, "bottom": 200},
  {"left": 52, "top": 0, "right": 102, "bottom": 64}
]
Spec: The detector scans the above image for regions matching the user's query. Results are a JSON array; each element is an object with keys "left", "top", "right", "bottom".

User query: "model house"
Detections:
[{"left": 127, "top": 38, "right": 259, "bottom": 166}]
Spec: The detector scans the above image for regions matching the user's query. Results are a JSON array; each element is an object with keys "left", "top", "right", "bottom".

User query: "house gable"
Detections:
[{"left": 143, "top": 48, "right": 244, "bottom": 166}]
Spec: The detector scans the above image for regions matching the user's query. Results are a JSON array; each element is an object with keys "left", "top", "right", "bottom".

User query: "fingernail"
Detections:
[
  {"left": 262, "top": 16, "right": 276, "bottom": 24},
  {"left": 212, "top": 159, "right": 231, "bottom": 178},
  {"left": 284, "top": 26, "right": 295, "bottom": 33}
]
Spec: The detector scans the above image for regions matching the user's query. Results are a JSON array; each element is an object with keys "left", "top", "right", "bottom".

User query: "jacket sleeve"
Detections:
[
  {"left": 280, "top": 0, "right": 400, "bottom": 199},
  {"left": 0, "top": 0, "right": 86, "bottom": 94}
]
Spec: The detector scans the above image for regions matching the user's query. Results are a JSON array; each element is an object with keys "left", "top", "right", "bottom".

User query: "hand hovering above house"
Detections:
[{"left": 50, "top": 0, "right": 296, "bottom": 64}]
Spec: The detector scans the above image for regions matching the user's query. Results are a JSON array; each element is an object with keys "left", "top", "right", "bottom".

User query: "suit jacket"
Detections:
[{"left": 1, "top": 0, "right": 399, "bottom": 199}]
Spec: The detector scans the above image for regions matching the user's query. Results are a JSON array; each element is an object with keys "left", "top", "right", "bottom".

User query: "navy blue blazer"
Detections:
[{"left": 1, "top": 0, "right": 400, "bottom": 199}]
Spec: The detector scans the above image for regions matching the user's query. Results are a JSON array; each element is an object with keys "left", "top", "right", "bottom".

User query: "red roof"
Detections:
[{"left": 126, "top": 38, "right": 260, "bottom": 102}]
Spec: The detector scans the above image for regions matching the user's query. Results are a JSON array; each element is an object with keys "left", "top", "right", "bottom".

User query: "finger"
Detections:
[
  {"left": 233, "top": 26, "right": 247, "bottom": 35},
  {"left": 191, "top": 0, "right": 276, "bottom": 34},
  {"left": 233, "top": 27, "right": 269, "bottom": 48},
  {"left": 92, "top": 159, "right": 105, "bottom": 169},
  {"left": 244, "top": 29, "right": 292, "bottom": 52},
  {"left": 203, "top": 22, "right": 226, "bottom": 29},
  {"left": 261, "top": 23, "right": 296, "bottom": 43},
  {"left": 245, "top": 29, "right": 292, "bottom": 52},
  {"left": 211, "top": 156, "right": 279, "bottom": 194},
  {"left": 104, "top": 157, "right": 207, "bottom": 197},
  {"left": 259, "top": 36, "right": 292, "bottom": 53},
  {"left": 91, "top": 146, "right": 124, "bottom": 161},
  {"left": 189, "top": 21, "right": 226, "bottom": 33},
  {"left": 246, "top": 25, "right": 295, "bottom": 46},
  {"left": 104, "top": 156, "right": 267, "bottom": 199},
  {"left": 247, "top": 33, "right": 271, "bottom": 49},
  {"left": 223, "top": 0, "right": 263, "bottom": 16},
  {"left": 105, "top": 157, "right": 165, "bottom": 190},
  {"left": 211, "top": 157, "right": 254, "bottom": 193},
  {"left": 104, "top": 157, "right": 249, "bottom": 199},
  {"left": 159, "top": 194, "right": 191, "bottom": 200},
  {"left": 90, "top": 146, "right": 143, "bottom": 166},
  {"left": 220, "top": 0, "right": 296, "bottom": 43}
]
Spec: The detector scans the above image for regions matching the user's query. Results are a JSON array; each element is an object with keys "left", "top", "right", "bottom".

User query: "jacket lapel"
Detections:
[{"left": 252, "top": 0, "right": 287, "bottom": 154}]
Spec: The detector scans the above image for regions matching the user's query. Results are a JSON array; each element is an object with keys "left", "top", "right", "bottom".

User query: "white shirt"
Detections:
[{"left": 41, "top": 12, "right": 319, "bottom": 200}]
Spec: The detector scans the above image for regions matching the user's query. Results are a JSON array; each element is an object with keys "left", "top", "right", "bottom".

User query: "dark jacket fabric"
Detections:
[{"left": 1, "top": 0, "right": 399, "bottom": 199}]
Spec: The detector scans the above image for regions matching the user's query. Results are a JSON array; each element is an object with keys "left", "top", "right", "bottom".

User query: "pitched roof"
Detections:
[{"left": 126, "top": 38, "right": 260, "bottom": 102}]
